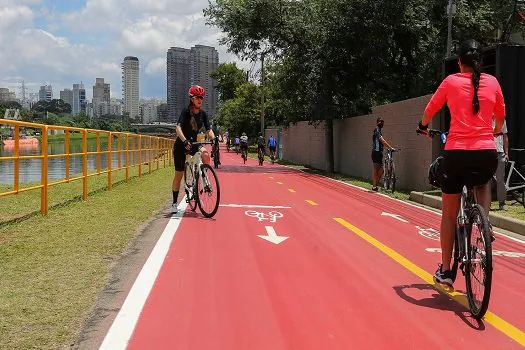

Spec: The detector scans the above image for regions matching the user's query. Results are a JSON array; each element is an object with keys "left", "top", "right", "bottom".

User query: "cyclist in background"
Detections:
[
  {"left": 240, "top": 132, "right": 248, "bottom": 159},
  {"left": 371, "top": 117, "right": 395, "bottom": 192},
  {"left": 268, "top": 135, "right": 277, "bottom": 159},
  {"left": 257, "top": 132, "right": 265, "bottom": 160},
  {"left": 172, "top": 85, "right": 215, "bottom": 214},
  {"left": 417, "top": 39, "right": 505, "bottom": 286},
  {"left": 234, "top": 135, "right": 240, "bottom": 153}
]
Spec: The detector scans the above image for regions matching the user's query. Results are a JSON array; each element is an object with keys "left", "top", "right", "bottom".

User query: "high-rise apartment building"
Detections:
[
  {"left": 167, "top": 45, "right": 219, "bottom": 121},
  {"left": 0, "top": 87, "right": 16, "bottom": 102},
  {"left": 72, "top": 83, "right": 86, "bottom": 116},
  {"left": 93, "top": 78, "right": 111, "bottom": 117},
  {"left": 39, "top": 85, "right": 53, "bottom": 102},
  {"left": 60, "top": 89, "right": 73, "bottom": 107},
  {"left": 122, "top": 56, "right": 140, "bottom": 119},
  {"left": 167, "top": 47, "right": 191, "bottom": 122},
  {"left": 189, "top": 45, "right": 219, "bottom": 118}
]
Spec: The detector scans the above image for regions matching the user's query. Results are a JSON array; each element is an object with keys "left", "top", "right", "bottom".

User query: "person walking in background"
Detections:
[
  {"left": 493, "top": 118, "right": 509, "bottom": 210},
  {"left": 371, "top": 117, "right": 395, "bottom": 192}
]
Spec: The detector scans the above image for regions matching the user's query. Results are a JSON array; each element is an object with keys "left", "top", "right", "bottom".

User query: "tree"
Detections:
[
  {"left": 210, "top": 63, "right": 247, "bottom": 101},
  {"left": 214, "top": 82, "right": 262, "bottom": 137}
]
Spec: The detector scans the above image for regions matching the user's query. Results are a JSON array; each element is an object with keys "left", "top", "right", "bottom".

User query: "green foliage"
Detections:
[
  {"left": 31, "top": 99, "right": 72, "bottom": 114},
  {"left": 205, "top": 0, "right": 523, "bottom": 124},
  {"left": 210, "top": 62, "right": 247, "bottom": 101},
  {"left": 213, "top": 82, "right": 262, "bottom": 136}
]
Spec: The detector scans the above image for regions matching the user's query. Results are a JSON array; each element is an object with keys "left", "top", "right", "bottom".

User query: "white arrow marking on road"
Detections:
[
  {"left": 381, "top": 212, "right": 408, "bottom": 223},
  {"left": 258, "top": 226, "right": 289, "bottom": 245}
]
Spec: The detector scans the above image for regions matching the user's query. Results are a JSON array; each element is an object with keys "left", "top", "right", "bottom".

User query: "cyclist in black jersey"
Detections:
[{"left": 171, "top": 85, "right": 216, "bottom": 213}]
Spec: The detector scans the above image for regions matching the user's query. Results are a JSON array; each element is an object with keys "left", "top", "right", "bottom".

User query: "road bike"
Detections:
[
  {"left": 501, "top": 148, "right": 525, "bottom": 207},
  {"left": 183, "top": 140, "right": 221, "bottom": 218},
  {"left": 258, "top": 147, "right": 265, "bottom": 166},
  {"left": 382, "top": 148, "right": 401, "bottom": 193},
  {"left": 269, "top": 148, "right": 276, "bottom": 164},
  {"left": 241, "top": 144, "right": 248, "bottom": 164},
  {"left": 211, "top": 138, "right": 220, "bottom": 169},
  {"left": 419, "top": 129, "right": 493, "bottom": 319}
]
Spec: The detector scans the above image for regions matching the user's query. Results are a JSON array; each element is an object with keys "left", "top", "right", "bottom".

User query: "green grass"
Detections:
[
  {"left": 0, "top": 165, "right": 174, "bottom": 349},
  {"left": 422, "top": 189, "right": 525, "bottom": 222},
  {"left": 0, "top": 160, "right": 170, "bottom": 224},
  {"left": 42, "top": 132, "right": 110, "bottom": 143}
]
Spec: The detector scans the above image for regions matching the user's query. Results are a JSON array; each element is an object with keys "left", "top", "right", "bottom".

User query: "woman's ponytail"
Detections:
[{"left": 472, "top": 60, "right": 481, "bottom": 114}]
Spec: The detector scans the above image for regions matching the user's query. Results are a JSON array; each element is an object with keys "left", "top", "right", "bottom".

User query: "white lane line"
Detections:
[
  {"left": 99, "top": 199, "right": 189, "bottom": 350},
  {"left": 220, "top": 204, "right": 292, "bottom": 209}
]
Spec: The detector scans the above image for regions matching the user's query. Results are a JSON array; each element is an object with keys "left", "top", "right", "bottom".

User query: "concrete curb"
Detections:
[{"left": 410, "top": 191, "right": 525, "bottom": 236}]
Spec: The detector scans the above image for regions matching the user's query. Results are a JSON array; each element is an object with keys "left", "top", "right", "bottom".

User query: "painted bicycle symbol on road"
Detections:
[{"left": 245, "top": 210, "right": 284, "bottom": 223}]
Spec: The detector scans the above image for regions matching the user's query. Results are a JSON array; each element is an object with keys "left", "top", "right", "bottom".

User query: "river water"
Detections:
[{"left": 0, "top": 139, "right": 163, "bottom": 184}]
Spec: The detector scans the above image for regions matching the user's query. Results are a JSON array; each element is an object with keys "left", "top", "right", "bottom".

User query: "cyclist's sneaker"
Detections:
[
  {"left": 171, "top": 203, "right": 178, "bottom": 214},
  {"left": 434, "top": 264, "right": 453, "bottom": 287},
  {"left": 371, "top": 186, "right": 379, "bottom": 192}
]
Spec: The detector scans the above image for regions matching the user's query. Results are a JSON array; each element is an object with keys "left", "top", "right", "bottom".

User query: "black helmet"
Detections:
[{"left": 428, "top": 156, "right": 444, "bottom": 188}]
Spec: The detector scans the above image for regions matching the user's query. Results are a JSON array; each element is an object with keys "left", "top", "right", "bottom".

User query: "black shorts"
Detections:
[
  {"left": 371, "top": 151, "right": 383, "bottom": 166},
  {"left": 173, "top": 141, "right": 199, "bottom": 172},
  {"left": 240, "top": 143, "right": 248, "bottom": 150},
  {"left": 441, "top": 150, "right": 498, "bottom": 194},
  {"left": 269, "top": 146, "right": 276, "bottom": 152}
]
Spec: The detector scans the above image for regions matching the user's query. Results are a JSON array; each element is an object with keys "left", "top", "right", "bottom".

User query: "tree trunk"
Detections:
[{"left": 325, "top": 118, "right": 334, "bottom": 173}]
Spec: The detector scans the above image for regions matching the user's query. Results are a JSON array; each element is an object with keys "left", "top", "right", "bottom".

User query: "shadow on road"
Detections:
[{"left": 393, "top": 283, "right": 485, "bottom": 331}]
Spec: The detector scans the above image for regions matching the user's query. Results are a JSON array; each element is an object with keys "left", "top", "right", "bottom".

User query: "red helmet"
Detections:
[{"left": 188, "top": 85, "right": 205, "bottom": 97}]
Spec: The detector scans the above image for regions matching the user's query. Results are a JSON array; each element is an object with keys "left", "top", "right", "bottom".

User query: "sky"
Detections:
[{"left": 0, "top": 0, "right": 251, "bottom": 100}]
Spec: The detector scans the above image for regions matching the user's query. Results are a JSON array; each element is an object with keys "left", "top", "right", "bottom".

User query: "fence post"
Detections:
[
  {"left": 125, "top": 134, "right": 129, "bottom": 181},
  {"left": 138, "top": 135, "right": 142, "bottom": 177},
  {"left": 82, "top": 130, "right": 88, "bottom": 200},
  {"left": 108, "top": 132, "right": 113, "bottom": 190},
  {"left": 41, "top": 126, "right": 49, "bottom": 215},
  {"left": 65, "top": 130, "right": 70, "bottom": 182},
  {"left": 14, "top": 125, "right": 19, "bottom": 193}
]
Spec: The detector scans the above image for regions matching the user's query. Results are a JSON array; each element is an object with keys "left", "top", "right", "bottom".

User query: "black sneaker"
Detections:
[
  {"left": 434, "top": 264, "right": 453, "bottom": 287},
  {"left": 371, "top": 186, "right": 379, "bottom": 192}
]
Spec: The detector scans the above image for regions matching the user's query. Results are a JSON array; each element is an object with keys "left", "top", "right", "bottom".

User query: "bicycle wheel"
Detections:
[
  {"left": 383, "top": 164, "right": 391, "bottom": 190},
  {"left": 391, "top": 167, "right": 396, "bottom": 193},
  {"left": 184, "top": 162, "right": 198, "bottom": 211},
  {"left": 213, "top": 150, "right": 220, "bottom": 169},
  {"left": 450, "top": 231, "right": 460, "bottom": 283},
  {"left": 465, "top": 204, "right": 493, "bottom": 319},
  {"left": 197, "top": 164, "right": 221, "bottom": 218}
]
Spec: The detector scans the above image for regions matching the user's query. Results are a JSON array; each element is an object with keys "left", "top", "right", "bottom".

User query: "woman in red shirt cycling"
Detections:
[{"left": 417, "top": 39, "right": 505, "bottom": 286}]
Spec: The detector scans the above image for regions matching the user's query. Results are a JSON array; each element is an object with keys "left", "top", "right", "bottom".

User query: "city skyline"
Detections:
[{"left": 0, "top": 1, "right": 250, "bottom": 101}]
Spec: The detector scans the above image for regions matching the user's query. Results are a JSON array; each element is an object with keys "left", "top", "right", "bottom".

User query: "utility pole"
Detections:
[
  {"left": 446, "top": 0, "right": 456, "bottom": 58},
  {"left": 260, "top": 52, "right": 265, "bottom": 137}
]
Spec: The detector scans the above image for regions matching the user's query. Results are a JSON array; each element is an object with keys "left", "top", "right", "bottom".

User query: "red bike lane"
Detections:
[{"left": 102, "top": 146, "right": 525, "bottom": 349}]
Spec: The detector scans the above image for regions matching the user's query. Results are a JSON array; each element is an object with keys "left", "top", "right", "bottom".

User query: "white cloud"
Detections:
[
  {"left": 145, "top": 57, "right": 166, "bottom": 76},
  {"left": 0, "top": 0, "right": 251, "bottom": 100}
]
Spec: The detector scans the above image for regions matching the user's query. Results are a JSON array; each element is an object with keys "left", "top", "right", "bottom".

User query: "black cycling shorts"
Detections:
[
  {"left": 371, "top": 151, "right": 383, "bottom": 166},
  {"left": 269, "top": 146, "right": 276, "bottom": 152},
  {"left": 173, "top": 141, "right": 199, "bottom": 172},
  {"left": 441, "top": 149, "right": 498, "bottom": 194}
]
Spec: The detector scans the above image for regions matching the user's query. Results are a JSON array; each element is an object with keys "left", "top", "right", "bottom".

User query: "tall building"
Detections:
[
  {"left": 122, "top": 56, "right": 140, "bottom": 119},
  {"left": 60, "top": 89, "right": 73, "bottom": 107},
  {"left": 72, "top": 83, "right": 86, "bottom": 116},
  {"left": 167, "top": 47, "right": 191, "bottom": 122},
  {"left": 39, "top": 85, "right": 53, "bottom": 102},
  {"left": 93, "top": 78, "right": 111, "bottom": 117},
  {"left": 189, "top": 45, "right": 219, "bottom": 118},
  {"left": 0, "top": 87, "right": 16, "bottom": 102},
  {"left": 167, "top": 45, "right": 219, "bottom": 121}
]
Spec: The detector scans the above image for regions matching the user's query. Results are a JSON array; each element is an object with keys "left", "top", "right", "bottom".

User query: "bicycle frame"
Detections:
[{"left": 505, "top": 160, "right": 525, "bottom": 192}]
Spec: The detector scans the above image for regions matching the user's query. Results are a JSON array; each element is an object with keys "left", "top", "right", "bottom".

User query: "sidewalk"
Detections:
[{"left": 409, "top": 191, "right": 525, "bottom": 235}]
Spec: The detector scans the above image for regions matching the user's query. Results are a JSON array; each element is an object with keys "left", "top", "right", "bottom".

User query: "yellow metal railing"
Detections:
[{"left": 0, "top": 119, "right": 174, "bottom": 215}]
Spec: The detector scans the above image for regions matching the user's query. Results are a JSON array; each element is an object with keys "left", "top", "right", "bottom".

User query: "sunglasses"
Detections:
[{"left": 192, "top": 96, "right": 204, "bottom": 100}]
